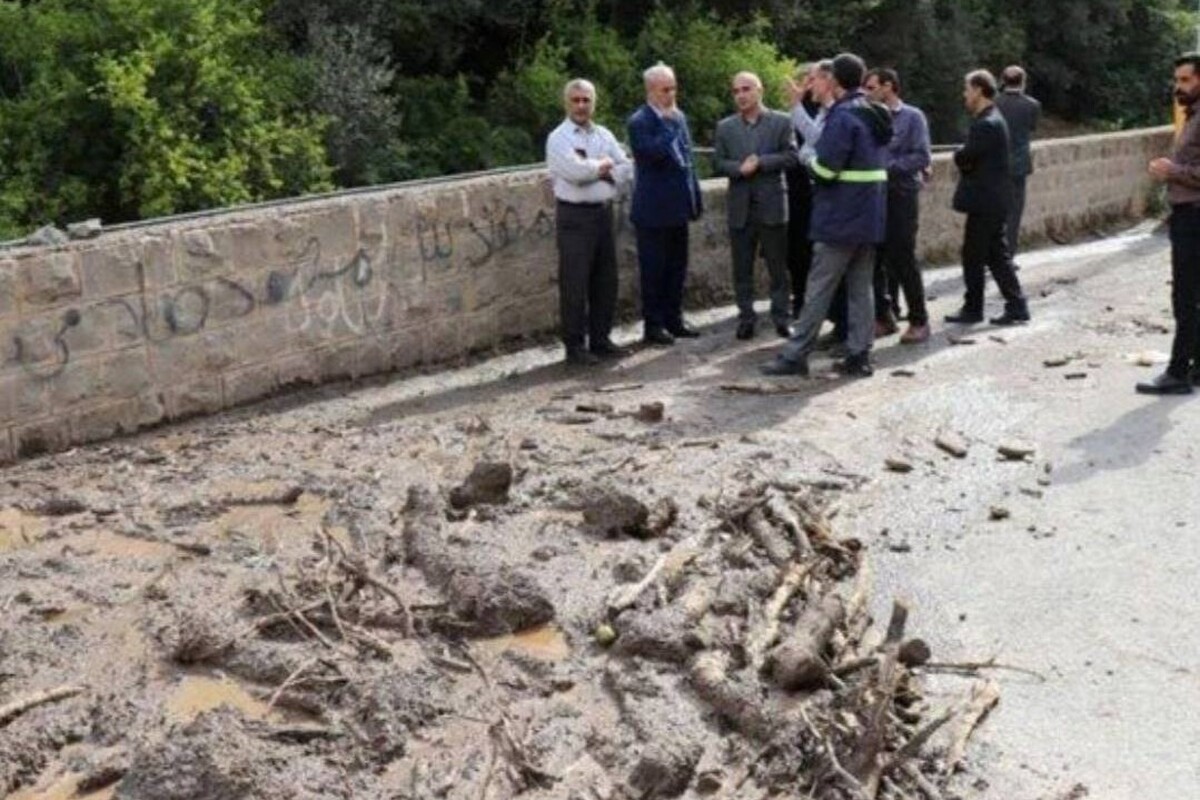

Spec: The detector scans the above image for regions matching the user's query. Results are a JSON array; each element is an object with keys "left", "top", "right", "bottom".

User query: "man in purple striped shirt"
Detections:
[{"left": 865, "top": 68, "right": 932, "bottom": 344}]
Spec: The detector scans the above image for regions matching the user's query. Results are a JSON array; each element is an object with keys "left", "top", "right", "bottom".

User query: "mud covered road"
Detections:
[{"left": 2, "top": 221, "right": 1197, "bottom": 800}]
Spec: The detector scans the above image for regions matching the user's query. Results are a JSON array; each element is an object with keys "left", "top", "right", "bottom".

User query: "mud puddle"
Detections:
[
  {"left": 8, "top": 773, "right": 116, "bottom": 800},
  {"left": 165, "top": 673, "right": 292, "bottom": 724},
  {"left": 479, "top": 624, "right": 572, "bottom": 661},
  {"left": 0, "top": 508, "right": 48, "bottom": 552}
]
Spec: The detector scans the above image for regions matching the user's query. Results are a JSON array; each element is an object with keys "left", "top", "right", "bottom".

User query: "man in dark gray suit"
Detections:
[
  {"left": 713, "top": 71, "right": 800, "bottom": 339},
  {"left": 995, "top": 65, "right": 1041, "bottom": 260}
]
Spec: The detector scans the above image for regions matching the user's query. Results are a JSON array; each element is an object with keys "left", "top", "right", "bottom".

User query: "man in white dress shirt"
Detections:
[{"left": 545, "top": 78, "right": 634, "bottom": 365}]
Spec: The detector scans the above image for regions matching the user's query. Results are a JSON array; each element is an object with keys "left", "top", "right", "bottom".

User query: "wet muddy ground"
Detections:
[{"left": 3, "top": 222, "right": 1197, "bottom": 800}]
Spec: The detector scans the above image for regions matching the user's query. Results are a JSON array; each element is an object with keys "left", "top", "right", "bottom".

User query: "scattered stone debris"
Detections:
[
  {"left": 989, "top": 505, "right": 1012, "bottom": 521},
  {"left": 575, "top": 402, "right": 614, "bottom": 415},
  {"left": 997, "top": 441, "right": 1037, "bottom": 461},
  {"left": 1043, "top": 356, "right": 1071, "bottom": 368},
  {"left": 1132, "top": 351, "right": 1169, "bottom": 367},
  {"left": 947, "top": 333, "right": 977, "bottom": 345},
  {"left": 448, "top": 461, "right": 513, "bottom": 508},
  {"left": 579, "top": 486, "right": 651, "bottom": 537},
  {"left": 884, "top": 456, "right": 914, "bottom": 473},
  {"left": 935, "top": 432, "right": 970, "bottom": 459},
  {"left": 634, "top": 401, "right": 665, "bottom": 423}
]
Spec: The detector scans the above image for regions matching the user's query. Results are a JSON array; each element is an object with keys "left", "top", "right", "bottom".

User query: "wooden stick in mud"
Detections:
[
  {"left": 324, "top": 526, "right": 415, "bottom": 637},
  {"left": 744, "top": 561, "right": 811, "bottom": 673},
  {"left": 764, "top": 491, "right": 815, "bottom": 556},
  {"left": 745, "top": 506, "right": 793, "bottom": 565},
  {"left": 606, "top": 533, "right": 705, "bottom": 614},
  {"left": 944, "top": 680, "right": 1001, "bottom": 772},
  {"left": 853, "top": 599, "right": 910, "bottom": 797},
  {"left": 768, "top": 592, "right": 846, "bottom": 690},
  {"left": 0, "top": 685, "right": 84, "bottom": 727},
  {"left": 265, "top": 658, "right": 320, "bottom": 715}
]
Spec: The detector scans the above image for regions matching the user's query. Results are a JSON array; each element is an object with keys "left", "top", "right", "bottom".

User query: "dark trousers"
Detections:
[
  {"left": 556, "top": 201, "right": 617, "bottom": 349},
  {"left": 732, "top": 221, "right": 789, "bottom": 325},
  {"left": 961, "top": 212, "right": 1025, "bottom": 314},
  {"left": 1007, "top": 174, "right": 1028, "bottom": 257},
  {"left": 1168, "top": 205, "right": 1200, "bottom": 378},
  {"left": 786, "top": 167, "right": 814, "bottom": 315},
  {"left": 873, "top": 254, "right": 902, "bottom": 319},
  {"left": 875, "top": 189, "right": 928, "bottom": 326},
  {"left": 635, "top": 224, "right": 689, "bottom": 331}
]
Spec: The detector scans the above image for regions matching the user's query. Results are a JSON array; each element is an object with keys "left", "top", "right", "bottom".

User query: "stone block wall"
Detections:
[{"left": 0, "top": 126, "right": 1172, "bottom": 461}]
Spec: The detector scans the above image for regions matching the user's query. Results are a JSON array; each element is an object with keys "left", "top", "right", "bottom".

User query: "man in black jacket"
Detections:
[
  {"left": 995, "top": 66, "right": 1041, "bottom": 261},
  {"left": 945, "top": 69, "right": 1030, "bottom": 326}
]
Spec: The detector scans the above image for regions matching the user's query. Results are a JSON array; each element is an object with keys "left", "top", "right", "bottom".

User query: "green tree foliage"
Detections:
[
  {"left": 0, "top": 0, "right": 330, "bottom": 238},
  {"left": 0, "top": 0, "right": 1193, "bottom": 234}
]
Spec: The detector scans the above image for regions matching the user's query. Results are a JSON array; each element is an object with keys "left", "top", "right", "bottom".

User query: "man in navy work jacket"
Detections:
[
  {"left": 762, "top": 52, "right": 891, "bottom": 378},
  {"left": 945, "top": 69, "right": 1030, "bottom": 327},
  {"left": 628, "top": 62, "right": 705, "bottom": 346}
]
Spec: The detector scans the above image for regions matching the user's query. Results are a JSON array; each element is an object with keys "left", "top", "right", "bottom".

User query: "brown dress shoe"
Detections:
[{"left": 899, "top": 323, "right": 930, "bottom": 344}]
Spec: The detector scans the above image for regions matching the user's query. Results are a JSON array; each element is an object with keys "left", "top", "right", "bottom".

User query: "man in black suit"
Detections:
[
  {"left": 995, "top": 65, "right": 1041, "bottom": 260},
  {"left": 945, "top": 69, "right": 1030, "bottom": 326}
]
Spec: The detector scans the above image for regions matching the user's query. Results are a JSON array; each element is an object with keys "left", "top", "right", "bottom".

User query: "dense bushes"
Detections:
[{"left": 0, "top": 0, "right": 1191, "bottom": 237}]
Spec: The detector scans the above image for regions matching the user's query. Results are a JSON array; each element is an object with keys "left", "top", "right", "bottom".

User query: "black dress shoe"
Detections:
[
  {"left": 643, "top": 327, "right": 675, "bottom": 346},
  {"left": 565, "top": 348, "right": 600, "bottom": 366},
  {"left": 668, "top": 323, "right": 701, "bottom": 338},
  {"left": 590, "top": 339, "right": 629, "bottom": 358},
  {"left": 944, "top": 308, "right": 984, "bottom": 324},
  {"left": 1136, "top": 372, "right": 1193, "bottom": 395},
  {"left": 760, "top": 355, "right": 809, "bottom": 376},
  {"left": 989, "top": 308, "right": 1030, "bottom": 326},
  {"left": 775, "top": 322, "right": 792, "bottom": 339},
  {"left": 834, "top": 353, "right": 874, "bottom": 378},
  {"left": 735, "top": 321, "right": 756, "bottom": 340}
]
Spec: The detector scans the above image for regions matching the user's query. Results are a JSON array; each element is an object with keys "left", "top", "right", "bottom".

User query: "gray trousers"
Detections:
[
  {"left": 782, "top": 242, "right": 875, "bottom": 362},
  {"left": 731, "top": 221, "right": 789, "bottom": 325}
]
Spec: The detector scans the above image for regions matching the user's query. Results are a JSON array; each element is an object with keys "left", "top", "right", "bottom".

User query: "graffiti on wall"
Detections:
[{"left": 6, "top": 193, "right": 562, "bottom": 381}]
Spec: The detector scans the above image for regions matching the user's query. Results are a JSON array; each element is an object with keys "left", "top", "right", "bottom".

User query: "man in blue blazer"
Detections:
[{"left": 628, "top": 62, "right": 704, "bottom": 345}]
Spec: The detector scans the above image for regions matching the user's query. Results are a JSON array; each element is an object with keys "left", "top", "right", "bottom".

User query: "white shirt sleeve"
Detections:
[{"left": 546, "top": 123, "right": 601, "bottom": 185}]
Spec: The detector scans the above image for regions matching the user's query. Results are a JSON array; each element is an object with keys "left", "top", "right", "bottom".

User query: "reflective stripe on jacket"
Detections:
[{"left": 809, "top": 90, "right": 890, "bottom": 245}]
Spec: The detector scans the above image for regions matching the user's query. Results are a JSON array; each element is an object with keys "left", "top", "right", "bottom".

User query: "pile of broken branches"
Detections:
[{"left": 602, "top": 481, "right": 999, "bottom": 800}]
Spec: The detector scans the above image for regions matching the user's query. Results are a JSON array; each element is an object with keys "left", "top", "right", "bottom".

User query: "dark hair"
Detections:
[
  {"left": 867, "top": 67, "right": 900, "bottom": 94},
  {"left": 965, "top": 69, "right": 997, "bottom": 99},
  {"left": 1175, "top": 53, "right": 1200, "bottom": 74},
  {"left": 831, "top": 53, "right": 866, "bottom": 91}
]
